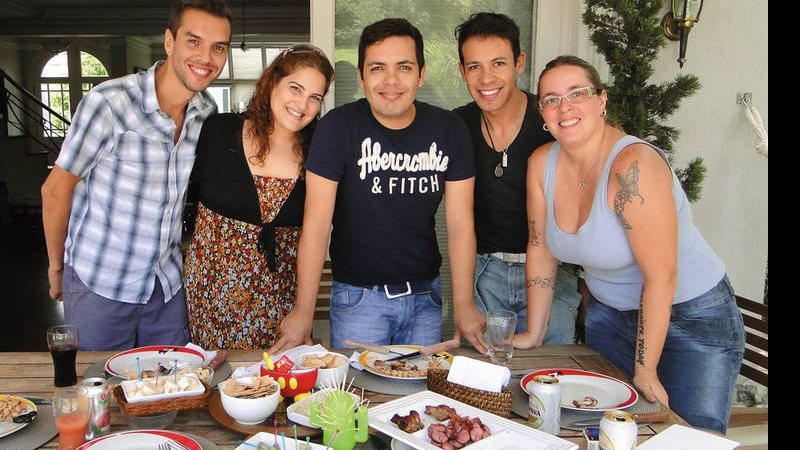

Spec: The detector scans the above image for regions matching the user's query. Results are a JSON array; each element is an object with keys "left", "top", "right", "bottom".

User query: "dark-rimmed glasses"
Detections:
[{"left": 538, "top": 86, "right": 603, "bottom": 111}]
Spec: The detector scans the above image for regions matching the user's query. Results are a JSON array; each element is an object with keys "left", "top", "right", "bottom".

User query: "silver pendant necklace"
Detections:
[{"left": 482, "top": 96, "right": 525, "bottom": 178}]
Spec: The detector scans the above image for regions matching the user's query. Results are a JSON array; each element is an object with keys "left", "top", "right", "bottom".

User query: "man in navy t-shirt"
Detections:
[{"left": 268, "top": 18, "right": 489, "bottom": 354}]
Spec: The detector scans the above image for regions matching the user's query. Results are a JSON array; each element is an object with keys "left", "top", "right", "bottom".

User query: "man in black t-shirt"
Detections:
[
  {"left": 453, "top": 12, "right": 581, "bottom": 347},
  {"left": 268, "top": 18, "right": 487, "bottom": 354}
]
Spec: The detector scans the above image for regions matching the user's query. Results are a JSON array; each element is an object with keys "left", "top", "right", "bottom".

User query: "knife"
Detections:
[
  {"left": 382, "top": 338, "right": 461, "bottom": 362},
  {"left": 343, "top": 339, "right": 404, "bottom": 356},
  {"left": 564, "top": 410, "right": 670, "bottom": 429},
  {"left": 23, "top": 397, "right": 52, "bottom": 405}
]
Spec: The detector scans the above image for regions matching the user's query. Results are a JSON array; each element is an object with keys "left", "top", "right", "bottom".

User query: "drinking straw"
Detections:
[
  {"left": 293, "top": 424, "right": 298, "bottom": 445},
  {"left": 273, "top": 418, "right": 278, "bottom": 447},
  {"left": 324, "top": 429, "right": 340, "bottom": 450},
  {"left": 281, "top": 432, "right": 287, "bottom": 450},
  {"left": 136, "top": 356, "right": 142, "bottom": 380}
]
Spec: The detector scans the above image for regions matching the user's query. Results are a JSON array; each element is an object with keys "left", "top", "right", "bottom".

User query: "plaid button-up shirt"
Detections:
[{"left": 56, "top": 61, "right": 216, "bottom": 304}]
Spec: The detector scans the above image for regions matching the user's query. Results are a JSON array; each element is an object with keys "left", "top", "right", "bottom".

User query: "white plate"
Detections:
[
  {"left": 391, "top": 438, "right": 414, "bottom": 450},
  {"left": 75, "top": 429, "right": 202, "bottom": 450},
  {"left": 286, "top": 388, "right": 362, "bottom": 428},
  {"left": 0, "top": 395, "right": 36, "bottom": 438},
  {"left": 105, "top": 345, "right": 205, "bottom": 378},
  {"left": 520, "top": 368, "right": 638, "bottom": 412},
  {"left": 358, "top": 345, "right": 453, "bottom": 381},
  {"left": 235, "top": 431, "right": 327, "bottom": 450},
  {"left": 368, "top": 390, "right": 578, "bottom": 450},
  {"left": 120, "top": 373, "right": 206, "bottom": 403}
]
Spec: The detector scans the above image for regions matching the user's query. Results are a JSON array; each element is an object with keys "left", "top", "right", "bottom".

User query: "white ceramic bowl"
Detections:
[
  {"left": 297, "top": 352, "right": 349, "bottom": 389},
  {"left": 219, "top": 376, "right": 280, "bottom": 425}
]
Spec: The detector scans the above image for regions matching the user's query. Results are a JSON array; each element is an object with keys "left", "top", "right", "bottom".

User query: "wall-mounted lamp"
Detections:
[{"left": 661, "top": 0, "right": 704, "bottom": 68}]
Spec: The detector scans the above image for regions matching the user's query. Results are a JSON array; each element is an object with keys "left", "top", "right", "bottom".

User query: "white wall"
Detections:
[{"left": 533, "top": 0, "right": 768, "bottom": 301}]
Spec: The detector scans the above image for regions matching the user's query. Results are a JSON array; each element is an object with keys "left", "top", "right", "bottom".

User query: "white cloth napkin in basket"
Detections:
[{"left": 446, "top": 356, "right": 510, "bottom": 393}]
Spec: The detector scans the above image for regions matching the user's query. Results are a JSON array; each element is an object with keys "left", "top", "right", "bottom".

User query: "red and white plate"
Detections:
[
  {"left": 105, "top": 345, "right": 205, "bottom": 378},
  {"left": 75, "top": 429, "right": 201, "bottom": 450},
  {"left": 520, "top": 368, "right": 638, "bottom": 412}
]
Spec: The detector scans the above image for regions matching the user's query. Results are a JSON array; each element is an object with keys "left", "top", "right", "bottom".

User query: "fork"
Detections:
[{"left": 158, "top": 441, "right": 189, "bottom": 450}]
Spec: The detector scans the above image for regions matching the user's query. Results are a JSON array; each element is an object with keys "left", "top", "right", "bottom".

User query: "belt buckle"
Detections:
[
  {"left": 503, "top": 253, "right": 520, "bottom": 263},
  {"left": 385, "top": 282, "right": 412, "bottom": 299}
]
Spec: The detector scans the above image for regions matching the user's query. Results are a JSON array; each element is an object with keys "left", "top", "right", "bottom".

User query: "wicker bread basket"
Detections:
[
  {"left": 426, "top": 368, "right": 512, "bottom": 417},
  {"left": 112, "top": 381, "right": 211, "bottom": 416}
]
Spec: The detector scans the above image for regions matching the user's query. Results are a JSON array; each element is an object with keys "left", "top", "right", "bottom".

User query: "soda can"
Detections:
[
  {"left": 79, "top": 377, "right": 111, "bottom": 440},
  {"left": 599, "top": 409, "right": 637, "bottom": 450},
  {"left": 527, "top": 374, "right": 561, "bottom": 435}
]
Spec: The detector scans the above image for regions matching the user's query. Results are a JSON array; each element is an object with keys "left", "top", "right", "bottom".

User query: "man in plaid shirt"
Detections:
[{"left": 41, "top": 0, "right": 232, "bottom": 350}]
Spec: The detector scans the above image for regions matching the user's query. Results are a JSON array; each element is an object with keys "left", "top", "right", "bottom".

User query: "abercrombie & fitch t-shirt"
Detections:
[{"left": 306, "top": 98, "right": 474, "bottom": 286}]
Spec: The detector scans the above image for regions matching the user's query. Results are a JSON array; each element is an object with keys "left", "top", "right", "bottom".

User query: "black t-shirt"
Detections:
[
  {"left": 454, "top": 92, "right": 552, "bottom": 254},
  {"left": 306, "top": 99, "right": 474, "bottom": 286}
]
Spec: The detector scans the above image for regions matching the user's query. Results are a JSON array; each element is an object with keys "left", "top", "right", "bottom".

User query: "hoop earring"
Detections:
[
  {"left": 601, "top": 110, "right": 607, "bottom": 118},
  {"left": 543, "top": 123, "right": 549, "bottom": 131}
]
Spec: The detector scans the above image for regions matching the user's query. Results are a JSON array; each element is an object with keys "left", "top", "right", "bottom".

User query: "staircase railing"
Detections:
[{"left": 1, "top": 69, "right": 70, "bottom": 163}]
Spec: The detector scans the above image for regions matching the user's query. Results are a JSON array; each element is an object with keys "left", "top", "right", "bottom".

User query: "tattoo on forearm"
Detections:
[
  {"left": 528, "top": 220, "right": 542, "bottom": 247},
  {"left": 613, "top": 160, "right": 645, "bottom": 230},
  {"left": 526, "top": 277, "right": 555, "bottom": 289},
  {"left": 636, "top": 294, "right": 646, "bottom": 367}
]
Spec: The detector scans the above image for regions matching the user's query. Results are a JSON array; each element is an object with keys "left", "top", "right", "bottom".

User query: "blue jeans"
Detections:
[
  {"left": 62, "top": 265, "right": 190, "bottom": 350},
  {"left": 585, "top": 276, "right": 745, "bottom": 433},
  {"left": 329, "top": 277, "right": 442, "bottom": 348},
  {"left": 474, "top": 255, "right": 581, "bottom": 344}
]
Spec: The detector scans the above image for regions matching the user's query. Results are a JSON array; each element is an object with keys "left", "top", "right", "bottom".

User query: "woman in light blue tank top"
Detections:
[{"left": 517, "top": 55, "right": 744, "bottom": 434}]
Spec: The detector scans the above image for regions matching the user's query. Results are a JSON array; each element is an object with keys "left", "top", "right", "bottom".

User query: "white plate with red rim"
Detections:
[
  {"left": 369, "top": 390, "right": 577, "bottom": 450},
  {"left": 0, "top": 395, "right": 36, "bottom": 438},
  {"left": 74, "top": 429, "right": 202, "bottom": 450},
  {"left": 105, "top": 345, "right": 205, "bottom": 378},
  {"left": 520, "top": 368, "right": 638, "bottom": 412}
]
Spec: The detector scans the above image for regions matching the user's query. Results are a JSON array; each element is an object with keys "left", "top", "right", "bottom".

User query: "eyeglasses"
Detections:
[
  {"left": 278, "top": 44, "right": 325, "bottom": 59},
  {"left": 538, "top": 86, "right": 603, "bottom": 111}
]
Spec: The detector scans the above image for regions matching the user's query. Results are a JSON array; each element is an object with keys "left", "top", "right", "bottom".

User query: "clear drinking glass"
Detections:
[
  {"left": 485, "top": 309, "right": 517, "bottom": 366},
  {"left": 47, "top": 325, "right": 79, "bottom": 387},
  {"left": 53, "top": 386, "right": 90, "bottom": 450}
]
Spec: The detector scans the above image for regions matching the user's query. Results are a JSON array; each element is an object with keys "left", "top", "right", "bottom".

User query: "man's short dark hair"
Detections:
[
  {"left": 168, "top": 0, "right": 233, "bottom": 38},
  {"left": 454, "top": 12, "right": 521, "bottom": 65},
  {"left": 358, "top": 18, "right": 425, "bottom": 78}
]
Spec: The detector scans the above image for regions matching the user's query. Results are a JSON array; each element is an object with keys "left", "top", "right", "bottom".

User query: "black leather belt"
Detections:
[{"left": 377, "top": 280, "right": 433, "bottom": 299}]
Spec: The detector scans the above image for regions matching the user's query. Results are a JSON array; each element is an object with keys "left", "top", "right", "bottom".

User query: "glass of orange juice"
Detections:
[{"left": 53, "top": 386, "right": 90, "bottom": 450}]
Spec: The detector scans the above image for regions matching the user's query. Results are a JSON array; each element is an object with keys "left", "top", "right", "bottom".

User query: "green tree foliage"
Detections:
[
  {"left": 80, "top": 52, "right": 109, "bottom": 77},
  {"left": 583, "top": 0, "right": 705, "bottom": 200}
]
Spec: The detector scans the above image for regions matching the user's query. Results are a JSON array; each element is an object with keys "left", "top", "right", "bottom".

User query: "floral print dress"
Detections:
[{"left": 185, "top": 176, "right": 299, "bottom": 349}]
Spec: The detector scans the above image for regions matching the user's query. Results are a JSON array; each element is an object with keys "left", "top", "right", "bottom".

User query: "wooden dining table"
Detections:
[{"left": 2, "top": 344, "right": 689, "bottom": 449}]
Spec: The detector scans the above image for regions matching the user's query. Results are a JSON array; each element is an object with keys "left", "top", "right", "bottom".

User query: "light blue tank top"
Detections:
[{"left": 544, "top": 135, "right": 725, "bottom": 311}]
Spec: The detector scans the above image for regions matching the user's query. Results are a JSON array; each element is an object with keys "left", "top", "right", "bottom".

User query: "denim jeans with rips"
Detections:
[
  {"left": 585, "top": 276, "right": 745, "bottom": 433},
  {"left": 329, "top": 277, "right": 442, "bottom": 348},
  {"left": 474, "top": 254, "right": 581, "bottom": 344}
]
